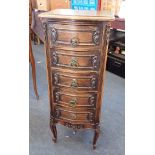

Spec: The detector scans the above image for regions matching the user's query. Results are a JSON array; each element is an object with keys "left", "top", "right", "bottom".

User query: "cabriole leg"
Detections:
[
  {"left": 93, "top": 126, "right": 100, "bottom": 149},
  {"left": 50, "top": 117, "right": 57, "bottom": 143}
]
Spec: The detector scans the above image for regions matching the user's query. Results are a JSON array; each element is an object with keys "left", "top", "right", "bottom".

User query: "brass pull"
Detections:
[
  {"left": 69, "top": 98, "right": 77, "bottom": 107},
  {"left": 70, "top": 113, "right": 77, "bottom": 120},
  {"left": 71, "top": 79, "right": 78, "bottom": 88},
  {"left": 70, "top": 37, "right": 79, "bottom": 47},
  {"left": 70, "top": 57, "right": 79, "bottom": 67}
]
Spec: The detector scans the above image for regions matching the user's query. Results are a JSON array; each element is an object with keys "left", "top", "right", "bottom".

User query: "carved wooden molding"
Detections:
[
  {"left": 54, "top": 73, "right": 59, "bottom": 85},
  {"left": 55, "top": 109, "right": 61, "bottom": 118},
  {"left": 93, "top": 30, "right": 100, "bottom": 45},
  {"left": 51, "top": 27, "right": 57, "bottom": 43},
  {"left": 92, "top": 56, "right": 98, "bottom": 69},
  {"left": 91, "top": 77, "right": 96, "bottom": 88},
  {"left": 52, "top": 52, "right": 58, "bottom": 65},
  {"left": 55, "top": 92, "right": 60, "bottom": 102},
  {"left": 64, "top": 122, "right": 84, "bottom": 129},
  {"left": 87, "top": 112, "right": 95, "bottom": 122},
  {"left": 89, "top": 95, "right": 95, "bottom": 106}
]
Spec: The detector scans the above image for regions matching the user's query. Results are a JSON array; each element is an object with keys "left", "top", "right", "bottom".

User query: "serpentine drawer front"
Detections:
[
  {"left": 52, "top": 72, "right": 98, "bottom": 91},
  {"left": 53, "top": 89, "right": 97, "bottom": 108},
  {"left": 48, "top": 22, "right": 101, "bottom": 48},
  {"left": 50, "top": 49, "right": 100, "bottom": 70},
  {"left": 39, "top": 9, "right": 114, "bottom": 149}
]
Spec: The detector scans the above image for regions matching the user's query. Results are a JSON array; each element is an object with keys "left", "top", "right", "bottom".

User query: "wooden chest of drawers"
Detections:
[{"left": 39, "top": 9, "right": 114, "bottom": 149}]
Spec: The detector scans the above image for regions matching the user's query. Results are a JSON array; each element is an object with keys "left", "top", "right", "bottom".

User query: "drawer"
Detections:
[
  {"left": 54, "top": 106, "right": 95, "bottom": 123},
  {"left": 53, "top": 89, "right": 97, "bottom": 107},
  {"left": 48, "top": 22, "right": 102, "bottom": 48},
  {"left": 50, "top": 49, "right": 100, "bottom": 70},
  {"left": 52, "top": 72, "right": 98, "bottom": 91}
]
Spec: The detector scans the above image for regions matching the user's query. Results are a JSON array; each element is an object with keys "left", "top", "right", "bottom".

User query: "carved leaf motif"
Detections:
[
  {"left": 91, "top": 77, "right": 96, "bottom": 88},
  {"left": 64, "top": 122, "right": 84, "bottom": 129},
  {"left": 55, "top": 92, "right": 60, "bottom": 102},
  {"left": 54, "top": 73, "right": 59, "bottom": 85},
  {"left": 52, "top": 52, "right": 58, "bottom": 65},
  {"left": 89, "top": 95, "right": 95, "bottom": 106},
  {"left": 93, "top": 30, "right": 100, "bottom": 45},
  {"left": 55, "top": 109, "right": 61, "bottom": 118},
  {"left": 87, "top": 113, "right": 94, "bottom": 122},
  {"left": 92, "top": 56, "right": 97, "bottom": 69},
  {"left": 51, "top": 27, "right": 57, "bottom": 43}
]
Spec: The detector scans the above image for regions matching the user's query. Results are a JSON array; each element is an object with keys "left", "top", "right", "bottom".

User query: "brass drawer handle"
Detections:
[
  {"left": 70, "top": 113, "right": 77, "bottom": 120},
  {"left": 70, "top": 57, "right": 79, "bottom": 67},
  {"left": 70, "top": 37, "right": 79, "bottom": 47},
  {"left": 69, "top": 98, "right": 77, "bottom": 107},
  {"left": 71, "top": 79, "right": 78, "bottom": 88}
]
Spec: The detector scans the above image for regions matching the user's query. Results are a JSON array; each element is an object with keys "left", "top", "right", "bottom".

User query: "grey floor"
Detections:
[{"left": 29, "top": 43, "right": 125, "bottom": 155}]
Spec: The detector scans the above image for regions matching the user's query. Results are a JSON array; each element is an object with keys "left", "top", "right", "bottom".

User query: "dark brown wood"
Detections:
[{"left": 39, "top": 9, "right": 113, "bottom": 149}]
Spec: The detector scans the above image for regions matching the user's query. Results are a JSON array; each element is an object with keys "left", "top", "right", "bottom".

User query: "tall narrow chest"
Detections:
[{"left": 39, "top": 9, "right": 114, "bottom": 149}]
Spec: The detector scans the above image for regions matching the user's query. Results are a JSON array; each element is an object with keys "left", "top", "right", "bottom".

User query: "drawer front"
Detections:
[
  {"left": 53, "top": 89, "right": 97, "bottom": 107},
  {"left": 48, "top": 22, "right": 101, "bottom": 48},
  {"left": 51, "top": 50, "right": 100, "bottom": 70},
  {"left": 54, "top": 106, "right": 95, "bottom": 123},
  {"left": 52, "top": 72, "right": 98, "bottom": 91}
]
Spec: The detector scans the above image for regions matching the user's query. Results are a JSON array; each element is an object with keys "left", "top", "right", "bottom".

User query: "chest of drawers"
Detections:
[{"left": 39, "top": 9, "right": 114, "bottom": 149}]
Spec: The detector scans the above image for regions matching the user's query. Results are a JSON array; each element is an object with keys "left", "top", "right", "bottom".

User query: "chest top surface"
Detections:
[{"left": 39, "top": 9, "right": 114, "bottom": 21}]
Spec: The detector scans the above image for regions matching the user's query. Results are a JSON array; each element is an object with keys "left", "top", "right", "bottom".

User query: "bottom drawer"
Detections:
[{"left": 54, "top": 107, "right": 95, "bottom": 123}]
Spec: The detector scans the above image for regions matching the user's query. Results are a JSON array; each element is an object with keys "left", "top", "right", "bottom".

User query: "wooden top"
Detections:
[{"left": 39, "top": 9, "right": 114, "bottom": 21}]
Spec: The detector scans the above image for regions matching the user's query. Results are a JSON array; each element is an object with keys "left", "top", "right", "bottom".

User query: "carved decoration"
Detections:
[
  {"left": 55, "top": 92, "right": 60, "bottom": 102},
  {"left": 52, "top": 52, "right": 58, "bottom": 65},
  {"left": 89, "top": 95, "right": 95, "bottom": 106},
  {"left": 54, "top": 73, "right": 59, "bottom": 85},
  {"left": 51, "top": 27, "right": 57, "bottom": 43},
  {"left": 64, "top": 122, "right": 84, "bottom": 129},
  {"left": 87, "top": 113, "right": 94, "bottom": 122},
  {"left": 92, "top": 56, "right": 98, "bottom": 69},
  {"left": 93, "top": 30, "right": 100, "bottom": 45},
  {"left": 91, "top": 77, "right": 96, "bottom": 88},
  {"left": 55, "top": 109, "right": 61, "bottom": 118},
  {"left": 105, "top": 25, "right": 111, "bottom": 46}
]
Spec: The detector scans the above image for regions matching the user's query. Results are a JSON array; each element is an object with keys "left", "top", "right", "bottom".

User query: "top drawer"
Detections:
[{"left": 48, "top": 22, "right": 102, "bottom": 49}]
